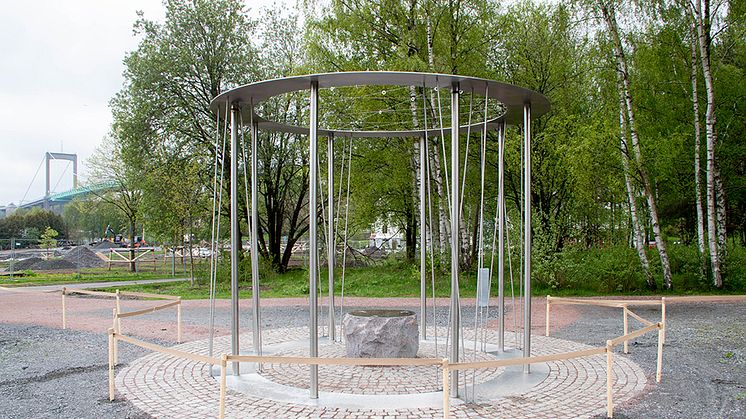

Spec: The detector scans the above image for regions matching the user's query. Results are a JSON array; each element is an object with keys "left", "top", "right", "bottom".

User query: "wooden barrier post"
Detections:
[
  {"left": 112, "top": 308, "right": 119, "bottom": 364},
  {"left": 177, "top": 298, "right": 182, "bottom": 343},
  {"left": 656, "top": 322, "right": 663, "bottom": 383},
  {"left": 606, "top": 340, "right": 613, "bottom": 418},
  {"left": 115, "top": 289, "right": 122, "bottom": 333},
  {"left": 219, "top": 354, "right": 227, "bottom": 419},
  {"left": 108, "top": 328, "right": 115, "bottom": 401},
  {"left": 661, "top": 297, "right": 666, "bottom": 345},
  {"left": 61, "top": 287, "right": 67, "bottom": 329},
  {"left": 442, "top": 358, "right": 450, "bottom": 419},
  {"left": 545, "top": 295, "right": 550, "bottom": 337},
  {"left": 622, "top": 306, "right": 629, "bottom": 354}
]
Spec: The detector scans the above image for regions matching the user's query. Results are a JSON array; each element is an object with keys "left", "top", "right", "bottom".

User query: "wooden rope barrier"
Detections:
[
  {"left": 114, "top": 332, "right": 219, "bottom": 365},
  {"left": 61, "top": 287, "right": 67, "bottom": 329},
  {"left": 112, "top": 308, "right": 119, "bottom": 364},
  {"left": 608, "top": 323, "right": 661, "bottom": 347},
  {"left": 116, "top": 300, "right": 181, "bottom": 318},
  {"left": 177, "top": 297, "right": 182, "bottom": 343},
  {"left": 115, "top": 290, "right": 122, "bottom": 334},
  {"left": 606, "top": 340, "right": 613, "bottom": 418},
  {"left": 226, "top": 354, "right": 442, "bottom": 367},
  {"left": 219, "top": 354, "right": 227, "bottom": 419},
  {"left": 65, "top": 289, "right": 118, "bottom": 298},
  {"left": 449, "top": 346, "right": 606, "bottom": 371},
  {"left": 545, "top": 295, "right": 551, "bottom": 337},
  {"left": 656, "top": 324, "right": 664, "bottom": 383},
  {"left": 625, "top": 308, "right": 654, "bottom": 327},
  {"left": 61, "top": 288, "right": 180, "bottom": 333},
  {"left": 108, "top": 328, "right": 115, "bottom": 401},
  {"left": 665, "top": 295, "right": 745, "bottom": 302},
  {"left": 661, "top": 297, "right": 667, "bottom": 345},
  {"left": 622, "top": 306, "right": 629, "bottom": 354},
  {"left": 442, "top": 358, "right": 450, "bottom": 419},
  {"left": 118, "top": 291, "right": 180, "bottom": 300}
]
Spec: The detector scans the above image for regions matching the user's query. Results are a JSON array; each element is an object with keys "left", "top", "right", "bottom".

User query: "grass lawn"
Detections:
[
  {"left": 87, "top": 261, "right": 743, "bottom": 300},
  {"left": 0, "top": 267, "right": 188, "bottom": 287}
]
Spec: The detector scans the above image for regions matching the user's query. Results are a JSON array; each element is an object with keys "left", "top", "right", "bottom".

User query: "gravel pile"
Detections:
[
  {"left": 93, "top": 241, "right": 120, "bottom": 250},
  {"left": 61, "top": 246, "right": 106, "bottom": 268},
  {"left": 10, "top": 257, "right": 77, "bottom": 271},
  {"left": 11, "top": 257, "right": 43, "bottom": 270}
]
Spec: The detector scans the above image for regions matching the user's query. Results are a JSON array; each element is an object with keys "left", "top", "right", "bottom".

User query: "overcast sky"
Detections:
[
  {"left": 0, "top": 1, "right": 171, "bottom": 206},
  {"left": 0, "top": 0, "right": 284, "bottom": 208}
]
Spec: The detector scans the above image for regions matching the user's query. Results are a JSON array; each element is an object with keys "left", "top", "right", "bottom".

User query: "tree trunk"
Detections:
[
  {"left": 600, "top": 0, "right": 673, "bottom": 289},
  {"left": 187, "top": 215, "right": 195, "bottom": 286},
  {"left": 425, "top": 14, "right": 449, "bottom": 257},
  {"left": 689, "top": 23, "right": 707, "bottom": 278},
  {"left": 128, "top": 220, "right": 136, "bottom": 272},
  {"left": 692, "top": 0, "right": 722, "bottom": 287},
  {"left": 618, "top": 90, "right": 655, "bottom": 289}
]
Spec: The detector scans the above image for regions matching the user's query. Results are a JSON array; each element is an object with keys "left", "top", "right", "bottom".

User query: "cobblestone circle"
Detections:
[
  {"left": 116, "top": 327, "right": 648, "bottom": 418},
  {"left": 262, "top": 340, "right": 504, "bottom": 395}
]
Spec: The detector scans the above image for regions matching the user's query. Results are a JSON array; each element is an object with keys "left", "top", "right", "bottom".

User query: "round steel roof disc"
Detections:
[{"left": 210, "top": 71, "right": 550, "bottom": 137}]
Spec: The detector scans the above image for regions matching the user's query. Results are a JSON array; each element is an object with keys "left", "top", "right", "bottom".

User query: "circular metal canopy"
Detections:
[{"left": 210, "top": 71, "right": 550, "bottom": 138}]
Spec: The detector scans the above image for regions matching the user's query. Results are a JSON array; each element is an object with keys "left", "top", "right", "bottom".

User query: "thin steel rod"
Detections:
[
  {"left": 250, "top": 112, "right": 262, "bottom": 359},
  {"left": 449, "top": 83, "right": 460, "bottom": 397},
  {"left": 309, "top": 81, "right": 320, "bottom": 398},
  {"left": 523, "top": 103, "right": 532, "bottom": 373},
  {"left": 327, "top": 132, "right": 336, "bottom": 341},
  {"left": 419, "top": 114, "right": 427, "bottom": 341},
  {"left": 229, "top": 103, "right": 240, "bottom": 375},
  {"left": 498, "top": 121, "right": 506, "bottom": 352}
]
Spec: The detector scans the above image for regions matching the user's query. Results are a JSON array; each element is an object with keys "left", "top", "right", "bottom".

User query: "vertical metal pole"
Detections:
[
  {"left": 309, "top": 80, "right": 320, "bottom": 399},
  {"left": 327, "top": 132, "right": 336, "bottom": 341},
  {"left": 45, "top": 153, "right": 51, "bottom": 209},
  {"left": 523, "top": 103, "right": 532, "bottom": 373},
  {"left": 419, "top": 133, "right": 427, "bottom": 341},
  {"left": 9, "top": 237, "right": 14, "bottom": 278},
  {"left": 72, "top": 156, "right": 78, "bottom": 189},
  {"left": 230, "top": 103, "right": 240, "bottom": 375},
  {"left": 251, "top": 119, "right": 262, "bottom": 358},
  {"left": 497, "top": 121, "right": 505, "bottom": 352},
  {"left": 449, "top": 83, "right": 460, "bottom": 396}
]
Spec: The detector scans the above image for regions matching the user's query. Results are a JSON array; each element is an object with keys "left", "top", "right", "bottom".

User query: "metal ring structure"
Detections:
[
  {"left": 210, "top": 71, "right": 549, "bottom": 135},
  {"left": 210, "top": 70, "right": 549, "bottom": 400}
]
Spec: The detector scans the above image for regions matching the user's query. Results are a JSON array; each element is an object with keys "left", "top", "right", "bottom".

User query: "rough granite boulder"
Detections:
[{"left": 343, "top": 309, "right": 419, "bottom": 358}]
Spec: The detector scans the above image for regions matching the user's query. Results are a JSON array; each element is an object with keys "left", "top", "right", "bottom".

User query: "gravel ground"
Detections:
[
  {"left": 0, "top": 294, "right": 743, "bottom": 418},
  {"left": 0, "top": 324, "right": 152, "bottom": 418},
  {"left": 561, "top": 302, "right": 746, "bottom": 419}
]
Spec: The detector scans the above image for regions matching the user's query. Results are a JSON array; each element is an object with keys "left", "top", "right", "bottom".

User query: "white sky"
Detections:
[{"left": 0, "top": 0, "right": 281, "bottom": 206}]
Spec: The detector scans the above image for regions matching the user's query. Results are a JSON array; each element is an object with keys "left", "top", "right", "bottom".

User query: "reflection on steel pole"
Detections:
[
  {"left": 450, "top": 83, "right": 460, "bottom": 397},
  {"left": 230, "top": 104, "right": 240, "bottom": 375},
  {"left": 419, "top": 131, "right": 427, "bottom": 341},
  {"left": 251, "top": 119, "right": 262, "bottom": 361},
  {"left": 328, "top": 132, "right": 336, "bottom": 342},
  {"left": 523, "top": 103, "right": 532, "bottom": 373},
  {"left": 498, "top": 121, "right": 505, "bottom": 352},
  {"left": 309, "top": 80, "right": 320, "bottom": 398}
]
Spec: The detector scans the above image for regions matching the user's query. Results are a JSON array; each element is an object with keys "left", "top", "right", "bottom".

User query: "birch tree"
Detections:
[
  {"left": 689, "top": 0, "right": 724, "bottom": 287},
  {"left": 597, "top": 0, "right": 674, "bottom": 289}
]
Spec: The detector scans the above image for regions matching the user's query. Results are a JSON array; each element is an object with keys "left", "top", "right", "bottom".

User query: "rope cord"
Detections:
[
  {"left": 435, "top": 83, "right": 451, "bottom": 217},
  {"left": 209, "top": 101, "right": 229, "bottom": 357},
  {"left": 422, "top": 85, "right": 439, "bottom": 359},
  {"left": 339, "top": 137, "right": 353, "bottom": 341},
  {"left": 459, "top": 90, "right": 474, "bottom": 217}
]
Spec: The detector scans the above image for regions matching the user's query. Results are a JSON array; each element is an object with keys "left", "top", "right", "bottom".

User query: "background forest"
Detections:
[{"left": 66, "top": 0, "right": 745, "bottom": 295}]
